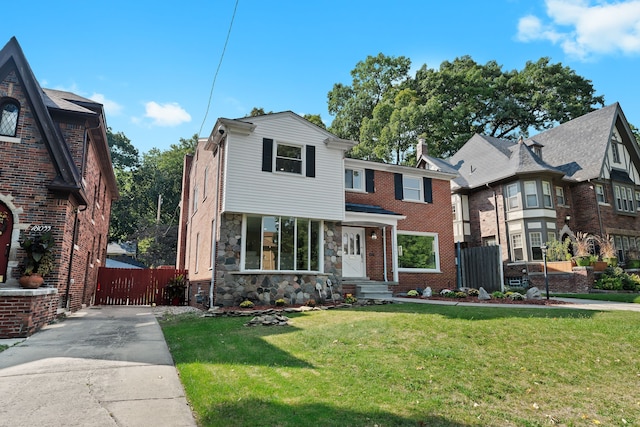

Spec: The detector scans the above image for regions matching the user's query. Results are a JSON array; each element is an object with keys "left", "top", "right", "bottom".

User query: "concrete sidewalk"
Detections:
[
  {"left": 393, "top": 296, "right": 640, "bottom": 312},
  {"left": 0, "top": 306, "right": 196, "bottom": 427}
]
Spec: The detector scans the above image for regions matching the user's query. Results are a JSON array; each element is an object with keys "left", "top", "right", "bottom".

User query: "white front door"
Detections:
[{"left": 342, "top": 227, "right": 365, "bottom": 277}]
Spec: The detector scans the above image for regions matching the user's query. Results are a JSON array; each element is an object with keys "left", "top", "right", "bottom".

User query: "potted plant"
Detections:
[
  {"left": 164, "top": 274, "right": 187, "bottom": 305},
  {"left": 572, "top": 232, "right": 594, "bottom": 267},
  {"left": 19, "top": 231, "right": 55, "bottom": 288},
  {"left": 544, "top": 238, "right": 573, "bottom": 272},
  {"left": 596, "top": 234, "right": 618, "bottom": 267}
]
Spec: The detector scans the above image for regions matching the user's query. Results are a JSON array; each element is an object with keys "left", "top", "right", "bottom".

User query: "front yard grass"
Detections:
[{"left": 161, "top": 304, "right": 640, "bottom": 426}]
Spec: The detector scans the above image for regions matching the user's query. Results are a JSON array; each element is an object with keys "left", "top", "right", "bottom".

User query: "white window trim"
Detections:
[
  {"left": 595, "top": 184, "right": 607, "bottom": 204},
  {"left": 274, "top": 141, "right": 304, "bottom": 175},
  {"left": 506, "top": 183, "right": 520, "bottom": 210},
  {"left": 511, "top": 233, "right": 524, "bottom": 261},
  {"left": 402, "top": 175, "right": 423, "bottom": 202},
  {"left": 524, "top": 181, "right": 539, "bottom": 208},
  {"left": 345, "top": 167, "right": 365, "bottom": 192},
  {"left": 529, "top": 231, "right": 543, "bottom": 261},
  {"left": 397, "top": 230, "right": 440, "bottom": 273},
  {"left": 240, "top": 215, "right": 324, "bottom": 273},
  {"left": 542, "top": 181, "right": 553, "bottom": 208},
  {"left": 555, "top": 186, "right": 566, "bottom": 206}
]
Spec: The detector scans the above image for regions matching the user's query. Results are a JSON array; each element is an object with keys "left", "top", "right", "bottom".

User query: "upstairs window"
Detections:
[
  {"left": 276, "top": 143, "right": 302, "bottom": 174},
  {"left": 614, "top": 184, "right": 635, "bottom": 213},
  {"left": 612, "top": 141, "right": 621, "bottom": 163},
  {"left": 0, "top": 100, "right": 19, "bottom": 137},
  {"left": 542, "top": 181, "right": 552, "bottom": 208},
  {"left": 506, "top": 183, "right": 520, "bottom": 210},
  {"left": 394, "top": 173, "right": 432, "bottom": 203},
  {"left": 345, "top": 168, "right": 363, "bottom": 191},
  {"left": 524, "top": 181, "right": 538, "bottom": 208},
  {"left": 555, "top": 186, "right": 566, "bottom": 206},
  {"left": 595, "top": 184, "right": 606, "bottom": 203}
]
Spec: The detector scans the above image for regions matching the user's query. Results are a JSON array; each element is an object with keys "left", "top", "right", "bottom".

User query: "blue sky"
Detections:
[{"left": 4, "top": 0, "right": 640, "bottom": 155}]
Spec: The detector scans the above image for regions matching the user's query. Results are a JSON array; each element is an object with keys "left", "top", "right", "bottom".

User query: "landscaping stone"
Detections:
[
  {"left": 478, "top": 287, "right": 491, "bottom": 300},
  {"left": 526, "top": 287, "right": 542, "bottom": 300},
  {"left": 423, "top": 287, "right": 432, "bottom": 297},
  {"left": 245, "top": 314, "right": 290, "bottom": 327}
]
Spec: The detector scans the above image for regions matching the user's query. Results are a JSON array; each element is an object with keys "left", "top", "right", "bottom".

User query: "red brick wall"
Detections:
[
  {"left": 345, "top": 169, "right": 456, "bottom": 291},
  {"left": 0, "top": 292, "right": 59, "bottom": 338},
  {"left": 1, "top": 66, "right": 114, "bottom": 317}
]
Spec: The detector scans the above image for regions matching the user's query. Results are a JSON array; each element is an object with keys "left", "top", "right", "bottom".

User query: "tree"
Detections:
[
  {"left": 303, "top": 113, "right": 326, "bottom": 129},
  {"left": 247, "top": 107, "right": 272, "bottom": 117},
  {"left": 330, "top": 55, "right": 605, "bottom": 159},
  {"left": 107, "top": 128, "right": 139, "bottom": 170},
  {"left": 328, "top": 53, "right": 411, "bottom": 141},
  {"left": 108, "top": 133, "right": 198, "bottom": 267}
]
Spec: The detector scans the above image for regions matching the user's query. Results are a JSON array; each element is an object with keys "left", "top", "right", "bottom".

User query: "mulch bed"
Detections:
[{"left": 408, "top": 296, "right": 569, "bottom": 305}]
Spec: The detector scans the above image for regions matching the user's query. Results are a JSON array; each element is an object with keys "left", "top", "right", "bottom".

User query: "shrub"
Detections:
[
  {"left": 492, "top": 291, "right": 505, "bottom": 299},
  {"left": 275, "top": 298, "right": 286, "bottom": 307},
  {"left": 343, "top": 294, "right": 357, "bottom": 304},
  {"left": 467, "top": 288, "right": 479, "bottom": 297},
  {"left": 509, "top": 292, "right": 524, "bottom": 301},
  {"left": 305, "top": 299, "right": 316, "bottom": 307},
  {"left": 545, "top": 238, "right": 572, "bottom": 261},
  {"left": 239, "top": 300, "right": 254, "bottom": 308},
  {"left": 407, "top": 290, "right": 419, "bottom": 297},
  {"left": 594, "top": 265, "right": 640, "bottom": 291},
  {"left": 454, "top": 291, "right": 467, "bottom": 298},
  {"left": 443, "top": 291, "right": 456, "bottom": 298}
]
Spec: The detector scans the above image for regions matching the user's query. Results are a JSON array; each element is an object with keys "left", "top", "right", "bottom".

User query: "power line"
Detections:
[{"left": 198, "top": 0, "right": 240, "bottom": 137}]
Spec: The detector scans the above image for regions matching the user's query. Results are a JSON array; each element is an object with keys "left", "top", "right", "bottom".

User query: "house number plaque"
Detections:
[{"left": 30, "top": 225, "right": 52, "bottom": 233}]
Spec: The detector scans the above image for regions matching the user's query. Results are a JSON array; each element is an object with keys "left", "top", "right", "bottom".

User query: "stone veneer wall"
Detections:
[{"left": 213, "top": 213, "right": 343, "bottom": 307}]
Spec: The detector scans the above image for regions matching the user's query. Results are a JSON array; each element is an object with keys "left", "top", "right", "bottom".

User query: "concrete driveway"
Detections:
[{"left": 0, "top": 306, "right": 196, "bottom": 427}]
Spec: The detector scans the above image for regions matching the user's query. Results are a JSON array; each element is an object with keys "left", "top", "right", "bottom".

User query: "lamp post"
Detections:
[{"left": 541, "top": 244, "right": 549, "bottom": 300}]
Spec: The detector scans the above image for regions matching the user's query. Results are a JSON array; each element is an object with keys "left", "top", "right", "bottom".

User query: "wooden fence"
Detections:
[
  {"left": 459, "top": 245, "right": 503, "bottom": 292},
  {"left": 95, "top": 267, "right": 187, "bottom": 306}
]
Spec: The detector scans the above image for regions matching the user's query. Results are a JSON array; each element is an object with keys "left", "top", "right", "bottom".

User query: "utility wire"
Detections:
[{"left": 198, "top": 0, "right": 239, "bottom": 137}]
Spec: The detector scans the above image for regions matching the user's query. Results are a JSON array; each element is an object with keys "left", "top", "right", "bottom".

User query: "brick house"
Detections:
[
  {"left": 448, "top": 103, "right": 640, "bottom": 277},
  {"left": 0, "top": 37, "right": 118, "bottom": 337},
  {"left": 176, "top": 112, "right": 457, "bottom": 307}
]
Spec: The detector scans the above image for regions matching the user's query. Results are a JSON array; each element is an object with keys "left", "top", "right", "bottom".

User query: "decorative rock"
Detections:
[
  {"left": 526, "top": 287, "right": 542, "bottom": 300},
  {"left": 423, "top": 287, "right": 432, "bottom": 297},
  {"left": 245, "top": 314, "right": 290, "bottom": 326},
  {"left": 478, "top": 287, "right": 491, "bottom": 300}
]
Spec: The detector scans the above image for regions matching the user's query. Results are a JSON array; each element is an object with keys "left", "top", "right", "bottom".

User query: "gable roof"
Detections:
[
  {"left": 448, "top": 103, "right": 636, "bottom": 190},
  {"left": 0, "top": 37, "right": 118, "bottom": 204},
  {"left": 448, "top": 134, "right": 564, "bottom": 190}
]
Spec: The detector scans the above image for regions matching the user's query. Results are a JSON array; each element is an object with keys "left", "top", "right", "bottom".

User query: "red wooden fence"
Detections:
[{"left": 95, "top": 267, "right": 188, "bottom": 306}]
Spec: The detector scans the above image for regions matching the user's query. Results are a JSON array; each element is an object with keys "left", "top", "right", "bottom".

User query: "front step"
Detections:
[{"left": 345, "top": 281, "right": 395, "bottom": 300}]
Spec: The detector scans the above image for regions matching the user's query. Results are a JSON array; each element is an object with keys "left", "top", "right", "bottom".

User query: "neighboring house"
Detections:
[
  {"left": 176, "top": 112, "right": 457, "bottom": 307},
  {"left": 0, "top": 38, "right": 118, "bottom": 337},
  {"left": 448, "top": 103, "right": 640, "bottom": 267}
]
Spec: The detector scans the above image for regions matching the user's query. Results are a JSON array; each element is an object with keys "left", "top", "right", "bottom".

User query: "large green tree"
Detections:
[
  {"left": 330, "top": 54, "right": 605, "bottom": 161},
  {"left": 328, "top": 53, "right": 411, "bottom": 142},
  {"left": 108, "top": 133, "right": 198, "bottom": 267}
]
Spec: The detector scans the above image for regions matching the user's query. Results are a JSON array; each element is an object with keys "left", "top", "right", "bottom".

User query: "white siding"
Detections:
[{"left": 222, "top": 114, "right": 346, "bottom": 221}]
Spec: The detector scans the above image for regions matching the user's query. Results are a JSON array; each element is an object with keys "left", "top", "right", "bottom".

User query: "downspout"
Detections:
[
  {"left": 382, "top": 226, "right": 388, "bottom": 282},
  {"left": 209, "top": 132, "right": 224, "bottom": 309},
  {"left": 64, "top": 204, "right": 87, "bottom": 310}
]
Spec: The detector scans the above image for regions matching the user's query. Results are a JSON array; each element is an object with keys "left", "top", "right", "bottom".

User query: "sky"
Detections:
[{"left": 3, "top": 0, "right": 640, "bottom": 155}]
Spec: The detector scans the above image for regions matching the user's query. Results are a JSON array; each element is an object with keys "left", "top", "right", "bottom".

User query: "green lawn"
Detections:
[
  {"left": 161, "top": 304, "right": 640, "bottom": 426},
  {"left": 554, "top": 293, "right": 640, "bottom": 303}
]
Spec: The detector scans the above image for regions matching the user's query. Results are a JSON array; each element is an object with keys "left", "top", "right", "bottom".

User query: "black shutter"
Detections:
[
  {"left": 365, "top": 169, "right": 375, "bottom": 193},
  {"left": 394, "top": 173, "right": 403, "bottom": 200},
  {"left": 262, "top": 138, "right": 273, "bottom": 172},
  {"left": 306, "top": 145, "right": 316, "bottom": 177},
  {"left": 423, "top": 177, "right": 433, "bottom": 203}
]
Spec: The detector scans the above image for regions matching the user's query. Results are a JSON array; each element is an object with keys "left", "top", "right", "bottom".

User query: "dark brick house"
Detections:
[
  {"left": 0, "top": 37, "right": 118, "bottom": 337},
  {"left": 448, "top": 103, "right": 640, "bottom": 270}
]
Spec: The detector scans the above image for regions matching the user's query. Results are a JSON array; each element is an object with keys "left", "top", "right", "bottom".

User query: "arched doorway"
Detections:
[{"left": 0, "top": 201, "right": 13, "bottom": 283}]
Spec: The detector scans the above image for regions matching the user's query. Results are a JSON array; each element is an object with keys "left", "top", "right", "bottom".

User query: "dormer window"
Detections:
[
  {"left": 0, "top": 99, "right": 19, "bottom": 137},
  {"left": 533, "top": 146, "right": 542, "bottom": 157},
  {"left": 612, "top": 141, "right": 621, "bottom": 163}
]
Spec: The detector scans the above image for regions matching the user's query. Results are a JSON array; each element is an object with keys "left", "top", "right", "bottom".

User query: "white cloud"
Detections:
[
  {"left": 90, "top": 93, "right": 123, "bottom": 116},
  {"left": 516, "top": 0, "right": 640, "bottom": 59},
  {"left": 143, "top": 101, "right": 192, "bottom": 127}
]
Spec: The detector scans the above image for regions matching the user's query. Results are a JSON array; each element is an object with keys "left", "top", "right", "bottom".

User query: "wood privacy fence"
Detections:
[
  {"left": 459, "top": 245, "right": 502, "bottom": 292},
  {"left": 95, "top": 267, "right": 188, "bottom": 306}
]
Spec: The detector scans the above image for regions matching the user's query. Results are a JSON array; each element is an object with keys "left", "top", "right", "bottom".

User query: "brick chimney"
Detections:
[{"left": 416, "top": 138, "right": 428, "bottom": 161}]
